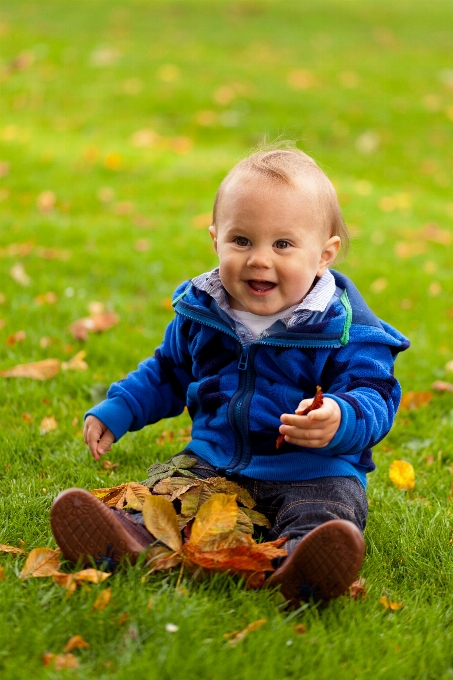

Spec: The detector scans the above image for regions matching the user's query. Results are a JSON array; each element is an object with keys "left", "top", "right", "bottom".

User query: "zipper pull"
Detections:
[{"left": 238, "top": 345, "right": 250, "bottom": 370}]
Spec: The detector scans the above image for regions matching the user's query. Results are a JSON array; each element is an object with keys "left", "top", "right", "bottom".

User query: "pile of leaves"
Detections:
[{"left": 91, "top": 456, "right": 287, "bottom": 588}]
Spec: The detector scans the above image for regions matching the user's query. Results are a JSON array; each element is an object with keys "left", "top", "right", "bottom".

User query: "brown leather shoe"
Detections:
[
  {"left": 50, "top": 488, "right": 153, "bottom": 569},
  {"left": 268, "top": 519, "right": 365, "bottom": 606}
]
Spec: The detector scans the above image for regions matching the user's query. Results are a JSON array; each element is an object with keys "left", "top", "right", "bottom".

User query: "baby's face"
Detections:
[{"left": 210, "top": 173, "right": 340, "bottom": 316}]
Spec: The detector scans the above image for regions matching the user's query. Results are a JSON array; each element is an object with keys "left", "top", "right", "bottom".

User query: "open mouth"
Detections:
[{"left": 247, "top": 280, "right": 277, "bottom": 293}]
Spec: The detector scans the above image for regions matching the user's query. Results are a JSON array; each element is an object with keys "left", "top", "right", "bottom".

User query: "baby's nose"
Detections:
[{"left": 247, "top": 248, "right": 273, "bottom": 268}]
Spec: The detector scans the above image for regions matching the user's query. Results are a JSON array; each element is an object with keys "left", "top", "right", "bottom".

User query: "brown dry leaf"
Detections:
[
  {"left": 207, "top": 477, "right": 256, "bottom": 509},
  {"left": 294, "top": 623, "right": 307, "bottom": 635},
  {"left": 188, "top": 494, "right": 238, "bottom": 550},
  {"left": 241, "top": 507, "right": 271, "bottom": 529},
  {"left": 0, "top": 358, "right": 60, "bottom": 380},
  {"left": 183, "top": 537, "right": 287, "bottom": 579},
  {"left": 0, "top": 566, "right": 5, "bottom": 581},
  {"left": 394, "top": 242, "right": 426, "bottom": 259},
  {"left": 180, "top": 482, "right": 214, "bottom": 518},
  {"left": 51, "top": 573, "right": 78, "bottom": 594},
  {"left": 400, "top": 391, "right": 433, "bottom": 410},
  {"left": 153, "top": 476, "right": 200, "bottom": 497},
  {"left": 236, "top": 508, "right": 254, "bottom": 535},
  {"left": 0, "top": 544, "right": 25, "bottom": 556},
  {"left": 389, "top": 460, "right": 415, "bottom": 490},
  {"left": 92, "top": 588, "right": 111, "bottom": 611},
  {"left": 73, "top": 568, "right": 111, "bottom": 584},
  {"left": 6, "top": 330, "right": 26, "bottom": 346},
  {"left": 62, "top": 350, "right": 88, "bottom": 371},
  {"left": 64, "top": 635, "right": 89, "bottom": 652},
  {"left": 224, "top": 618, "right": 267, "bottom": 645},
  {"left": 42, "top": 652, "right": 79, "bottom": 669},
  {"left": 10, "top": 262, "right": 31, "bottom": 286},
  {"left": 40, "top": 416, "right": 57, "bottom": 434},
  {"left": 146, "top": 546, "right": 183, "bottom": 573},
  {"left": 90, "top": 484, "right": 127, "bottom": 506},
  {"left": 348, "top": 577, "right": 367, "bottom": 599},
  {"left": 124, "top": 483, "right": 150, "bottom": 511},
  {"left": 142, "top": 495, "right": 182, "bottom": 551},
  {"left": 432, "top": 380, "right": 453, "bottom": 393},
  {"left": 380, "top": 596, "right": 404, "bottom": 610},
  {"left": 22, "top": 412, "right": 34, "bottom": 423},
  {"left": 19, "top": 548, "right": 61, "bottom": 580},
  {"left": 69, "top": 312, "right": 119, "bottom": 341},
  {"left": 102, "top": 459, "right": 120, "bottom": 471}
]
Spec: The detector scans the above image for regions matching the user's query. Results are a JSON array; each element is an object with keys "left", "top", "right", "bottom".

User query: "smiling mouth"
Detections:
[{"left": 247, "top": 280, "right": 277, "bottom": 293}]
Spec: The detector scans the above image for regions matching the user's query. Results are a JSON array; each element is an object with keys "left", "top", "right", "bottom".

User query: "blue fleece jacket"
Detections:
[{"left": 86, "top": 270, "right": 410, "bottom": 488}]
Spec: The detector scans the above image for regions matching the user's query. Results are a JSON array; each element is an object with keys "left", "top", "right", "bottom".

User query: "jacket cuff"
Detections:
[
  {"left": 321, "top": 394, "right": 357, "bottom": 455},
  {"left": 84, "top": 396, "right": 134, "bottom": 442}
]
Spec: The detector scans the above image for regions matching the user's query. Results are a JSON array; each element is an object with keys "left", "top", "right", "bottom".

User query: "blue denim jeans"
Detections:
[{"left": 186, "top": 455, "right": 368, "bottom": 554}]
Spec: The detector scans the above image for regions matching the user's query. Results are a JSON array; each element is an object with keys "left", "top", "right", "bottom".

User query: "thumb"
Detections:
[
  {"left": 97, "top": 429, "right": 115, "bottom": 455},
  {"left": 295, "top": 398, "right": 312, "bottom": 414}
]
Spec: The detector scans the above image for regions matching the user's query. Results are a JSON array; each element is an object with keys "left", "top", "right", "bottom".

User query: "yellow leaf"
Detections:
[
  {"left": 380, "top": 596, "right": 404, "bottom": 610},
  {"left": 73, "top": 568, "right": 111, "bottom": 584},
  {"left": 92, "top": 588, "right": 111, "bottom": 611},
  {"left": 124, "top": 483, "right": 150, "bottom": 511},
  {"left": 142, "top": 495, "right": 182, "bottom": 552},
  {"left": 389, "top": 460, "right": 415, "bottom": 490},
  {"left": 19, "top": 548, "right": 61, "bottom": 579},
  {"left": 90, "top": 484, "right": 126, "bottom": 506},
  {"left": 40, "top": 416, "right": 57, "bottom": 433},
  {"left": 0, "top": 543, "right": 25, "bottom": 556},
  {"left": 64, "top": 635, "right": 89, "bottom": 652},
  {"left": 0, "top": 358, "right": 60, "bottom": 380},
  {"left": 224, "top": 619, "right": 267, "bottom": 645},
  {"left": 400, "top": 391, "right": 433, "bottom": 410},
  {"left": 188, "top": 493, "right": 238, "bottom": 550},
  {"left": 62, "top": 350, "right": 88, "bottom": 371}
]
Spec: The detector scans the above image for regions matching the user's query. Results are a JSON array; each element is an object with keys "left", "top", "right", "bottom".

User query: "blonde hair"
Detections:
[{"left": 212, "top": 141, "right": 349, "bottom": 255}]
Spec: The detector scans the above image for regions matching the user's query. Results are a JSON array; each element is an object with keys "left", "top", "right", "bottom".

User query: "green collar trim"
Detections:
[{"left": 339, "top": 290, "right": 352, "bottom": 345}]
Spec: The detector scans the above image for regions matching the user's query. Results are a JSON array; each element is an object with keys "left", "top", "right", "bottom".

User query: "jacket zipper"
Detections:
[{"left": 175, "top": 301, "right": 343, "bottom": 475}]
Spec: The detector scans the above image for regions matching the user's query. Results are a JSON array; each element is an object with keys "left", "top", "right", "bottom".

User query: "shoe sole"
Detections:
[
  {"left": 268, "top": 519, "right": 365, "bottom": 604},
  {"left": 50, "top": 488, "right": 147, "bottom": 568}
]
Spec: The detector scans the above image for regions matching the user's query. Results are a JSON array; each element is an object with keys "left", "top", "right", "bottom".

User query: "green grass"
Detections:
[{"left": 1, "top": 0, "right": 453, "bottom": 677}]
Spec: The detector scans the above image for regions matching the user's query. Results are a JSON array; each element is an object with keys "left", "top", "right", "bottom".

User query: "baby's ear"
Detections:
[
  {"left": 317, "top": 236, "right": 341, "bottom": 275},
  {"left": 208, "top": 225, "right": 218, "bottom": 252}
]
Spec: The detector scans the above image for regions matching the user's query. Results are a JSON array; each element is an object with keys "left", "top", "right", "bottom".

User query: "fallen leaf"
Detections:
[
  {"left": 102, "top": 459, "right": 120, "bottom": 471},
  {"left": 10, "top": 262, "right": 31, "bottom": 286},
  {"left": 348, "top": 577, "right": 367, "bottom": 599},
  {"left": 92, "top": 588, "right": 111, "bottom": 611},
  {"left": 294, "top": 623, "right": 307, "bottom": 635},
  {"left": 37, "top": 190, "right": 56, "bottom": 212},
  {"left": 35, "top": 291, "right": 57, "bottom": 305},
  {"left": 0, "top": 566, "right": 5, "bottom": 580},
  {"left": 62, "top": 350, "right": 88, "bottom": 371},
  {"left": 22, "top": 412, "right": 34, "bottom": 423},
  {"left": 380, "top": 596, "right": 404, "bottom": 610},
  {"left": 0, "top": 544, "right": 26, "bottom": 556},
  {"left": 40, "top": 416, "right": 57, "bottom": 434},
  {"left": 189, "top": 494, "right": 239, "bottom": 550},
  {"left": 241, "top": 507, "right": 271, "bottom": 528},
  {"left": 52, "top": 567, "right": 111, "bottom": 593},
  {"left": 63, "top": 635, "right": 89, "bottom": 652},
  {"left": 389, "top": 460, "right": 415, "bottom": 490},
  {"left": 44, "top": 653, "right": 79, "bottom": 670},
  {"left": 90, "top": 484, "right": 127, "bottom": 506},
  {"left": 142, "top": 495, "right": 182, "bottom": 551},
  {"left": 69, "top": 312, "right": 119, "bottom": 341},
  {"left": 124, "top": 483, "right": 150, "bottom": 510},
  {"left": 394, "top": 242, "right": 426, "bottom": 259},
  {"left": 207, "top": 477, "right": 255, "bottom": 509},
  {"left": 400, "top": 391, "right": 433, "bottom": 410},
  {"left": 0, "top": 358, "right": 60, "bottom": 380},
  {"left": 146, "top": 546, "right": 182, "bottom": 573},
  {"left": 6, "top": 330, "right": 26, "bottom": 345},
  {"left": 432, "top": 380, "right": 453, "bottom": 393},
  {"left": 224, "top": 618, "right": 267, "bottom": 645},
  {"left": 19, "top": 548, "right": 61, "bottom": 579}
]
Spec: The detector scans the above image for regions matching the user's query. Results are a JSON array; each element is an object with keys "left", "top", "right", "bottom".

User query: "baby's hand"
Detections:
[
  {"left": 279, "top": 397, "right": 341, "bottom": 448},
  {"left": 83, "top": 415, "right": 115, "bottom": 461}
]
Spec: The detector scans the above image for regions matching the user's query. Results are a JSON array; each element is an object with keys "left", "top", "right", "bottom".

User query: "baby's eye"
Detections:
[
  {"left": 234, "top": 237, "right": 251, "bottom": 247},
  {"left": 274, "top": 240, "right": 291, "bottom": 249}
]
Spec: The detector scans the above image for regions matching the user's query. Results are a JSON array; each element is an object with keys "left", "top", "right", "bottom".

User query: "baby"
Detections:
[{"left": 51, "top": 145, "right": 409, "bottom": 604}]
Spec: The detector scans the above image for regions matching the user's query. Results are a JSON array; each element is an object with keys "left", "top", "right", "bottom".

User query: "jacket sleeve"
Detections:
[
  {"left": 314, "top": 341, "right": 401, "bottom": 458},
  {"left": 85, "top": 313, "right": 193, "bottom": 442}
]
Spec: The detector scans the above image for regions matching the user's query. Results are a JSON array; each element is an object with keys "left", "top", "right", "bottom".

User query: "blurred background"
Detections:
[{"left": 1, "top": 0, "right": 452, "bottom": 391}]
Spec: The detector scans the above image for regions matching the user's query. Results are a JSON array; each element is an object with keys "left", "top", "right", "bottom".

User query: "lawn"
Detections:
[{"left": 1, "top": 0, "right": 453, "bottom": 677}]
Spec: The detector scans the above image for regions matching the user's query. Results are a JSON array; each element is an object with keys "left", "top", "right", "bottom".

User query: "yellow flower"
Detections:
[{"left": 389, "top": 460, "right": 415, "bottom": 490}]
